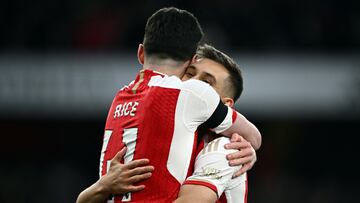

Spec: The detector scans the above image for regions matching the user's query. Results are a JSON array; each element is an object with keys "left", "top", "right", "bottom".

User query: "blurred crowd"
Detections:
[{"left": 1, "top": 0, "right": 359, "bottom": 52}]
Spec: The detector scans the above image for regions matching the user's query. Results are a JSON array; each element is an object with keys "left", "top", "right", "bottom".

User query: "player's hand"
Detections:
[
  {"left": 224, "top": 133, "right": 257, "bottom": 178},
  {"left": 98, "top": 147, "right": 155, "bottom": 195}
]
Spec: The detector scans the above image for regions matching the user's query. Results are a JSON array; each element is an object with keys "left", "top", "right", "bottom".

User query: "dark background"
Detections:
[
  {"left": 1, "top": 0, "right": 359, "bottom": 202},
  {"left": 1, "top": 0, "right": 360, "bottom": 52}
]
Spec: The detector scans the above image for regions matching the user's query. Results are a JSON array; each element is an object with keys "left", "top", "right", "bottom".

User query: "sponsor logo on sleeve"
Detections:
[{"left": 194, "top": 167, "right": 222, "bottom": 180}]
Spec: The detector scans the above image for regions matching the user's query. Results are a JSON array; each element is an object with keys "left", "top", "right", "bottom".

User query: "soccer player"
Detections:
[
  {"left": 175, "top": 44, "right": 250, "bottom": 203},
  {"left": 77, "top": 7, "right": 261, "bottom": 203}
]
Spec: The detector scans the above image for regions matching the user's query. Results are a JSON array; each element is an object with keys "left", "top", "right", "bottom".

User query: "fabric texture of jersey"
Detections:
[
  {"left": 99, "top": 69, "right": 236, "bottom": 202},
  {"left": 184, "top": 137, "right": 248, "bottom": 203}
]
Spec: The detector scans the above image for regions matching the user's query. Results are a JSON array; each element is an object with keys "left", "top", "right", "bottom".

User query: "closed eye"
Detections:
[
  {"left": 185, "top": 72, "right": 195, "bottom": 78},
  {"left": 202, "top": 79, "right": 213, "bottom": 86},
  {"left": 184, "top": 65, "right": 197, "bottom": 79}
]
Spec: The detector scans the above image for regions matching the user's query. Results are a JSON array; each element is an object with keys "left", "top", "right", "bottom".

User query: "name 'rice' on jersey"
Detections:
[{"left": 99, "top": 69, "right": 237, "bottom": 202}]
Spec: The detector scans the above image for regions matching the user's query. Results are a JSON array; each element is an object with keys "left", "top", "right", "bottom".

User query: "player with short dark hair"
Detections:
[{"left": 143, "top": 7, "right": 203, "bottom": 62}]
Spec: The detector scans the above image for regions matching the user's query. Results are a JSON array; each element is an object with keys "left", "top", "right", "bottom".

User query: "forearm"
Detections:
[
  {"left": 173, "top": 185, "right": 217, "bottom": 203},
  {"left": 222, "top": 112, "right": 262, "bottom": 150},
  {"left": 76, "top": 179, "right": 111, "bottom": 203}
]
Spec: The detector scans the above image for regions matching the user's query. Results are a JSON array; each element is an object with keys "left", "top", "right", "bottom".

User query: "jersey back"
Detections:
[{"left": 99, "top": 69, "right": 234, "bottom": 202}]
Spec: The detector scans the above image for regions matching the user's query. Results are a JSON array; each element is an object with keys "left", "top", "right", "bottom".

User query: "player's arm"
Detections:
[
  {"left": 219, "top": 111, "right": 261, "bottom": 150},
  {"left": 76, "top": 148, "right": 154, "bottom": 203},
  {"left": 186, "top": 80, "right": 261, "bottom": 150},
  {"left": 174, "top": 185, "right": 217, "bottom": 203},
  {"left": 202, "top": 87, "right": 261, "bottom": 150},
  {"left": 174, "top": 137, "right": 246, "bottom": 203},
  {"left": 76, "top": 179, "right": 112, "bottom": 203},
  {"left": 204, "top": 103, "right": 261, "bottom": 150}
]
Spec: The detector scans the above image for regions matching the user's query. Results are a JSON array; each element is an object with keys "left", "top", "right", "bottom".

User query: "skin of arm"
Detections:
[
  {"left": 173, "top": 184, "right": 217, "bottom": 203},
  {"left": 76, "top": 147, "right": 154, "bottom": 203},
  {"left": 76, "top": 179, "right": 112, "bottom": 203},
  {"left": 221, "top": 112, "right": 262, "bottom": 150}
]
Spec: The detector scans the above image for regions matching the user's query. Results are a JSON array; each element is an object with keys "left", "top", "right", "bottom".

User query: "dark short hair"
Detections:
[
  {"left": 196, "top": 44, "right": 243, "bottom": 102},
  {"left": 143, "top": 7, "right": 204, "bottom": 61}
]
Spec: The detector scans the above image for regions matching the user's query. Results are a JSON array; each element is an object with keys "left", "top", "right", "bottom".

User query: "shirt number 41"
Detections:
[{"left": 99, "top": 128, "right": 138, "bottom": 202}]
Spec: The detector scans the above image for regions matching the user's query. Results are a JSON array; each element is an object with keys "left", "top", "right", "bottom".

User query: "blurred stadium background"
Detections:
[{"left": 1, "top": 0, "right": 359, "bottom": 202}]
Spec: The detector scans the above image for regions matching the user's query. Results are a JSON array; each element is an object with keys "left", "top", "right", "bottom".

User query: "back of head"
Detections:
[
  {"left": 196, "top": 44, "right": 243, "bottom": 102},
  {"left": 144, "top": 7, "right": 204, "bottom": 62}
]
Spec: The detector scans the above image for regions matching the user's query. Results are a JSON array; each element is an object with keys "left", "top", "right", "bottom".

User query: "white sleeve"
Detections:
[
  {"left": 183, "top": 137, "right": 247, "bottom": 198},
  {"left": 222, "top": 177, "right": 248, "bottom": 203},
  {"left": 180, "top": 79, "right": 235, "bottom": 133}
]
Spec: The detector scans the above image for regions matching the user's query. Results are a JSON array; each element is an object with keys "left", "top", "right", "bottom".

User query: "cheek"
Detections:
[{"left": 214, "top": 86, "right": 223, "bottom": 96}]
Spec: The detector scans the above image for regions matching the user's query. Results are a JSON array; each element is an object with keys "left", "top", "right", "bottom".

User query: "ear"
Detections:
[
  {"left": 137, "top": 44, "right": 145, "bottom": 65},
  {"left": 222, "top": 97, "right": 234, "bottom": 107}
]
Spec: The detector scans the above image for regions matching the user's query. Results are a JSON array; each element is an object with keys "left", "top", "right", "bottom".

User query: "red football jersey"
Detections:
[{"left": 99, "top": 69, "right": 235, "bottom": 202}]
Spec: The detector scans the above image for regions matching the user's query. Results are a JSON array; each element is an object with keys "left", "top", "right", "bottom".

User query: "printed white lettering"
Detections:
[
  {"left": 114, "top": 102, "right": 139, "bottom": 118},
  {"left": 114, "top": 104, "right": 123, "bottom": 118},
  {"left": 124, "top": 102, "right": 131, "bottom": 116},
  {"left": 130, "top": 102, "right": 139, "bottom": 116}
]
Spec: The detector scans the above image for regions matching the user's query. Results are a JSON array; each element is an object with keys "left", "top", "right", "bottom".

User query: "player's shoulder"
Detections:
[
  {"left": 148, "top": 76, "right": 216, "bottom": 97},
  {"left": 148, "top": 75, "right": 183, "bottom": 89},
  {"left": 182, "top": 78, "right": 211, "bottom": 90},
  {"left": 181, "top": 79, "right": 217, "bottom": 99},
  {"left": 200, "top": 137, "right": 237, "bottom": 156}
]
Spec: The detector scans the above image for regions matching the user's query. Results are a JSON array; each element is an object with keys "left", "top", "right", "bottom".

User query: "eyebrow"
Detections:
[
  {"left": 186, "top": 65, "right": 196, "bottom": 71},
  {"left": 189, "top": 65, "right": 217, "bottom": 85}
]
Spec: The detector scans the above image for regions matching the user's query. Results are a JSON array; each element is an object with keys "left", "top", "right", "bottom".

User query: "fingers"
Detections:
[
  {"left": 228, "top": 156, "right": 253, "bottom": 167},
  {"left": 128, "top": 165, "right": 155, "bottom": 177},
  {"left": 226, "top": 147, "right": 253, "bottom": 160},
  {"left": 233, "top": 163, "right": 252, "bottom": 178},
  {"left": 226, "top": 135, "right": 251, "bottom": 151},
  {"left": 230, "top": 133, "right": 243, "bottom": 142},
  {"left": 112, "top": 147, "right": 127, "bottom": 162},
  {"left": 128, "top": 172, "right": 153, "bottom": 183},
  {"left": 126, "top": 159, "right": 151, "bottom": 169},
  {"left": 225, "top": 141, "right": 251, "bottom": 150},
  {"left": 126, "top": 185, "right": 146, "bottom": 192}
]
